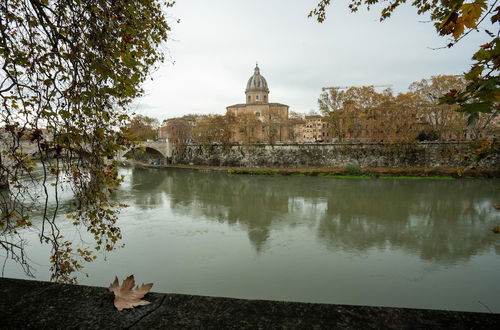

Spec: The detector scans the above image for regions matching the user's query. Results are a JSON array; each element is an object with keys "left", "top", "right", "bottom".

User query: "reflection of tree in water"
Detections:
[
  {"left": 161, "top": 170, "right": 298, "bottom": 252},
  {"left": 316, "top": 179, "right": 500, "bottom": 264},
  {"left": 122, "top": 167, "right": 167, "bottom": 209},
  {"left": 122, "top": 168, "right": 500, "bottom": 261}
]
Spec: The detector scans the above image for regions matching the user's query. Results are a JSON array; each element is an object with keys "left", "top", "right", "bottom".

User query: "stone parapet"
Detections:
[{"left": 1, "top": 277, "right": 498, "bottom": 329}]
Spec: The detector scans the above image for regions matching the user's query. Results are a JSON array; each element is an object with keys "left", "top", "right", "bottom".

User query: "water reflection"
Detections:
[
  {"left": 118, "top": 168, "right": 499, "bottom": 262},
  {"left": 317, "top": 181, "right": 499, "bottom": 264}
]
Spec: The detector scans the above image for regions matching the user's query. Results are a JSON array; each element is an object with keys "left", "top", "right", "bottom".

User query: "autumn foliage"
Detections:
[
  {"left": 317, "top": 75, "right": 498, "bottom": 143},
  {"left": 167, "top": 75, "right": 498, "bottom": 145},
  {"left": 309, "top": 1, "right": 499, "bottom": 123},
  {"left": 125, "top": 115, "right": 160, "bottom": 142},
  {"left": 1, "top": 0, "right": 172, "bottom": 282}
]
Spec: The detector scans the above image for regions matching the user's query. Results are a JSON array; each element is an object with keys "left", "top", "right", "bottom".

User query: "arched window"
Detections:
[
  {"left": 256, "top": 95, "right": 259, "bottom": 101},
  {"left": 255, "top": 112, "right": 261, "bottom": 117}
]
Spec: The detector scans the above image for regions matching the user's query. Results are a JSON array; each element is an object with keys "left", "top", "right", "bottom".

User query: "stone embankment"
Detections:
[
  {"left": 171, "top": 142, "right": 499, "bottom": 168},
  {"left": 1, "top": 277, "right": 499, "bottom": 329}
]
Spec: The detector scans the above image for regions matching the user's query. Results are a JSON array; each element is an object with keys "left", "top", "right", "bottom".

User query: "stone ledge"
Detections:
[{"left": 1, "top": 277, "right": 498, "bottom": 329}]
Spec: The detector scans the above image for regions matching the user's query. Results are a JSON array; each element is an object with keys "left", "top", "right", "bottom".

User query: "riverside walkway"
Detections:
[{"left": 0, "top": 277, "right": 498, "bottom": 329}]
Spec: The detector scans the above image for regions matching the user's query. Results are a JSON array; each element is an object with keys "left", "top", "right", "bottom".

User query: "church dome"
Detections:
[{"left": 246, "top": 64, "right": 269, "bottom": 93}]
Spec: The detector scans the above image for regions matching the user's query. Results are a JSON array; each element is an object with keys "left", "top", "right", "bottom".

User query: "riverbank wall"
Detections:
[
  {"left": 171, "top": 141, "right": 499, "bottom": 168},
  {"left": 1, "top": 277, "right": 498, "bottom": 329}
]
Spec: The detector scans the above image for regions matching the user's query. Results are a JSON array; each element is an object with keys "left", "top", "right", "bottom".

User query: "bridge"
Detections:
[
  {"left": 1, "top": 137, "right": 172, "bottom": 188},
  {"left": 0, "top": 137, "right": 172, "bottom": 166},
  {"left": 116, "top": 140, "right": 172, "bottom": 164}
]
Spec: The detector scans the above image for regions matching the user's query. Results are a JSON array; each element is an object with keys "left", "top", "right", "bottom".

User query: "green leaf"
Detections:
[
  {"left": 60, "top": 110, "right": 71, "bottom": 119},
  {"left": 457, "top": 102, "right": 492, "bottom": 113},
  {"left": 467, "top": 112, "right": 479, "bottom": 128},
  {"left": 472, "top": 49, "right": 491, "bottom": 61},
  {"left": 464, "top": 65, "right": 483, "bottom": 80}
]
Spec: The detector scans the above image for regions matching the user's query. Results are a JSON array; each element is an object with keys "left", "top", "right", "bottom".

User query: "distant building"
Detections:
[
  {"left": 302, "top": 115, "right": 331, "bottom": 143},
  {"left": 288, "top": 116, "right": 306, "bottom": 142},
  {"left": 159, "top": 115, "right": 199, "bottom": 144},
  {"left": 226, "top": 64, "right": 289, "bottom": 143}
]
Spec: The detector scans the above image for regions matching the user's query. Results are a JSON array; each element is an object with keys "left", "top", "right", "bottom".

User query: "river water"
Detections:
[{"left": 4, "top": 167, "right": 500, "bottom": 312}]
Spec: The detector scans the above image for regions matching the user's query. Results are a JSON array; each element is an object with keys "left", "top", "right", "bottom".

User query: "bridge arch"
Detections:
[{"left": 122, "top": 146, "right": 167, "bottom": 164}]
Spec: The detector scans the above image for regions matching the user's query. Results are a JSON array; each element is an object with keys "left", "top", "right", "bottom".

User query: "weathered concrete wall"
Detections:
[
  {"left": 172, "top": 142, "right": 500, "bottom": 168},
  {"left": 1, "top": 277, "right": 499, "bottom": 329}
]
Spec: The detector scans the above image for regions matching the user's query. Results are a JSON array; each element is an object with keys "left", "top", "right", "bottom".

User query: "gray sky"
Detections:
[{"left": 132, "top": 0, "right": 491, "bottom": 121}]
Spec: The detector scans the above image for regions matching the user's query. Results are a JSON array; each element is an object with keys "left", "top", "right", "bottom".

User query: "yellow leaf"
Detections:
[
  {"left": 453, "top": 17, "right": 465, "bottom": 39},
  {"left": 460, "top": 0, "right": 487, "bottom": 29},
  {"left": 108, "top": 275, "right": 153, "bottom": 311},
  {"left": 438, "top": 12, "right": 458, "bottom": 36}
]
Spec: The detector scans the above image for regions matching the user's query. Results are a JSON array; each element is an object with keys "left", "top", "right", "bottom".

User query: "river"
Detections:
[{"left": 3, "top": 167, "right": 500, "bottom": 313}]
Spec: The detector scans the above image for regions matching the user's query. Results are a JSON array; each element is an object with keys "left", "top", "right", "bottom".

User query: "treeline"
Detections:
[
  {"left": 162, "top": 111, "right": 288, "bottom": 146},
  {"left": 129, "top": 75, "right": 499, "bottom": 144},
  {"left": 318, "top": 75, "right": 497, "bottom": 142}
]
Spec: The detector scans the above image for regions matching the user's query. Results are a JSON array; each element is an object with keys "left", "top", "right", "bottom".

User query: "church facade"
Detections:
[{"left": 226, "top": 65, "right": 289, "bottom": 143}]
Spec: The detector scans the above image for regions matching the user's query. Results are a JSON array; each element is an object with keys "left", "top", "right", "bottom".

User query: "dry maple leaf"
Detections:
[{"left": 108, "top": 275, "right": 153, "bottom": 311}]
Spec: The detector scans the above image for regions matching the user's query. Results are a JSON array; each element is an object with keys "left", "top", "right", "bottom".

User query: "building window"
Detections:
[
  {"left": 264, "top": 95, "right": 267, "bottom": 102},
  {"left": 255, "top": 112, "right": 260, "bottom": 117},
  {"left": 248, "top": 96, "right": 251, "bottom": 102},
  {"left": 256, "top": 95, "right": 259, "bottom": 101}
]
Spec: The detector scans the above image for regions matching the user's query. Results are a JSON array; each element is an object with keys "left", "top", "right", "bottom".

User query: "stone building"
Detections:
[
  {"left": 302, "top": 115, "right": 332, "bottom": 142},
  {"left": 288, "top": 116, "right": 306, "bottom": 142},
  {"left": 226, "top": 65, "right": 289, "bottom": 143},
  {"left": 159, "top": 115, "right": 199, "bottom": 144}
]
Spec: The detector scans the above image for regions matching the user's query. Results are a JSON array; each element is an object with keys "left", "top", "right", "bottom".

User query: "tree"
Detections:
[
  {"left": 262, "top": 107, "right": 288, "bottom": 144},
  {"left": 161, "top": 116, "right": 195, "bottom": 147},
  {"left": 409, "top": 75, "right": 469, "bottom": 139},
  {"left": 1, "top": 0, "right": 172, "bottom": 282},
  {"left": 373, "top": 92, "right": 420, "bottom": 142},
  {"left": 125, "top": 115, "right": 160, "bottom": 141},
  {"left": 318, "top": 75, "right": 499, "bottom": 142},
  {"left": 319, "top": 86, "right": 420, "bottom": 142},
  {"left": 193, "top": 114, "right": 236, "bottom": 146},
  {"left": 288, "top": 112, "right": 306, "bottom": 142},
  {"left": 215, "top": 113, "right": 237, "bottom": 146},
  {"left": 319, "top": 87, "right": 379, "bottom": 141},
  {"left": 309, "top": 1, "right": 499, "bottom": 123},
  {"left": 192, "top": 115, "right": 215, "bottom": 144},
  {"left": 233, "top": 112, "right": 261, "bottom": 144},
  {"left": 319, "top": 89, "right": 349, "bottom": 142}
]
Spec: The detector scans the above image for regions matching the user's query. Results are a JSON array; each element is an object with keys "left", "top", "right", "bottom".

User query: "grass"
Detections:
[
  {"left": 378, "top": 175, "right": 454, "bottom": 180},
  {"left": 164, "top": 164, "right": 499, "bottom": 178},
  {"left": 317, "top": 174, "right": 455, "bottom": 180},
  {"left": 318, "top": 174, "right": 372, "bottom": 179}
]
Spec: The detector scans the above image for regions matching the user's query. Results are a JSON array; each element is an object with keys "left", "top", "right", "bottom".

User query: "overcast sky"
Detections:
[{"left": 132, "top": 0, "right": 491, "bottom": 121}]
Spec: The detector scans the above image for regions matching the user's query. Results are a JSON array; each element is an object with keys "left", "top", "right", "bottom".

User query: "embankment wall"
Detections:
[{"left": 171, "top": 142, "right": 499, "bottom": 168}]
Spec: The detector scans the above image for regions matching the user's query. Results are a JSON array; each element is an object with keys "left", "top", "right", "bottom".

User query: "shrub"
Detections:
[{"left": 344, "top": 163, "right": 361, "bottom": 175}]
